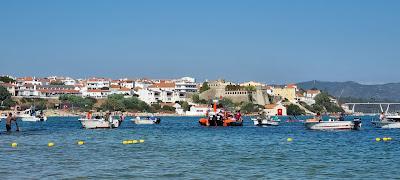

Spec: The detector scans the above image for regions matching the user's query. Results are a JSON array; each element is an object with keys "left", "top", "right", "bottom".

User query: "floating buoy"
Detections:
[
  {"left": 127, "top": 140, "right": 134, "bottom": 144},
  {"left": 11, "top": 142, "right": 18, "bottom": 147},
  {"left": 376, "top": 138, "right": 381, "bottom": 142},
  {"left": 383, "top": 137, "right": 392, "bottom": 142},
  {"left": 77, "top": 141, "right": 85, "bottom": 145},
  {"left": 48, "top": 142, "right": 55, "bottom": 147},
  {"left": 122, "top": 140, "right": 129, "bottom": 145},
  {"left": 139, "top": 139, "right": 145, "bottom": 143},
  {"left": 287, "top": 138, "right": 293, "bottom": 142},
  {"left": 132, "top": 140, "right": 138, "bottom": 144}
]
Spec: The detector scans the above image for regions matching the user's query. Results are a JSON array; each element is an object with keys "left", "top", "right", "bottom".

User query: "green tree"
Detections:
[
  {"left": 200, "top": 82, "right": 210, "bottom": 93},
  {"left": 0, "top": 76, "right": 15, "bottom": 83},
  {"left": 240, "top": 102, "right": 262, "bottom": 114},
  {"left": 0, "top": 86, "right": 11, "bottom": 101},
  {"left": 101, "top": 98, "right": 125, "bottom": 111},
  {"left": 313, "top": 92, "right": 343, "bottom": 113},
  {"left": 161, "top": 105, "right": 176, "bottom": 112},
  {"left": 287, "top": 104, "right": 306, "bottom": 116},
  {"left": 219, "top": 98, "right": 235, "bottom": 109},
  {"left": 178, "top": 101, "right": 191, "bottom": 111}
]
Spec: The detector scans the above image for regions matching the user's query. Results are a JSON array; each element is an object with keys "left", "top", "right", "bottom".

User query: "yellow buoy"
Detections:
[
  {"left": 376, "top": 138, "right": 381, "bottom": 142},
  {"left": 11, "top": 142, "right": 18, "bottom": 147},
  {"left": 132, "top": 140, "right": 138, "bottom": 144},
  {"left": 127, "top": 140, "right": 134, "bottom": 144},
  {"left": 122, "top": 140, "right": 129, "bottom": 145},
  {"left": 388, "top": 137, "right": 393, "bottom": 141},
  {"left": 48, "top": 142, "right": 55, "bottom": 147},
  {"left": 139, "top": 139, "right": 145, "bottom": 143},
  {"left": 287, "top": 138, "right": 293, "bottom": 142},
  {"left": 77, "top": 141, "right": 85, "bottom": 145},
  {"left": 383, "top": 137, "right": 390, "bottom": 141}
]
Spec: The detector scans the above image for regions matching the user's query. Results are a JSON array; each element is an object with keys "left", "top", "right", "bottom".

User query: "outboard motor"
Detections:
[
  {"left": 155, "top": 118, "right": 161, "bottom": 124},
  {"left": 353, "top": 118, "right": 362, "bottom": 130}
]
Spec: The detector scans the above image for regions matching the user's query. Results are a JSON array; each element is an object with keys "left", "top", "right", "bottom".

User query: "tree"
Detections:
[
  {"left": 200, "top": 82, "right": 210, "bottom": 93},
  {"left": 192, "top": 94, "right": 208, "bottom": 104},
  {"left": 0, "top": 76, "right": 15, "bottom": 83},
  {"left": 287, "top": 104, "right": 306, "bottom": 116},
  {"left": 219, "top": 98, "right": 235, "bottom": 109},
  {"left": 0, "top": 86, "right": 11, "bottom": 101},
  {"left": 161, "top": 105, "right": 176, "bottom": 112},
  {"left": 240, "top": 102, "right": 262, "bottom": 114},
  {"left": 59, "top": 94, "right": 97, "bottom": 111},
  {"left": 178, "top": 101, "right": 191, "bottom": 111},
  {"left": 313, "top": 92, "right": 343, "bottom": 113}
]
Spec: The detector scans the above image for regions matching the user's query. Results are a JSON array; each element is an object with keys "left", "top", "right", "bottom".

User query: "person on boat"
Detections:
[
  {"left": 235, "top": 110, "right": 242, "bottom": 122},
  {"left": 380, "top": 112, "right": 386, "bottom": 121},
  {"left": 5, "top": 113, "right": 16, "bottom": 132},
  {"left": 315, "top": 112, "right": 322, "bottom": 122},
  {"left": 338, "top": 112, "right": 345, "bottom": 121}
]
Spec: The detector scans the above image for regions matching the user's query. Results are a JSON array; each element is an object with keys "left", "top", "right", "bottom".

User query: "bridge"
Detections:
[{"left": 343, "top": 103, "right": 400, "bottom": 114}]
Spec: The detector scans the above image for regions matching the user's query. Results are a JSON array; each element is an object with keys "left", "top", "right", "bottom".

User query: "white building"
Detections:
[
  {"left": 62, "top": 77, "right": 76, "bottom": 86},
  {"left": 185, "top": 105, "right": 211, "bottom": 116},
  {"left": 263, "top": 104, "right": 287, "bottom": 116},
  {"left": 86, "top": 78, "right": 110, "bottom": 90},
  {"left": 83, "top": 89, "right": 111, "bottom": 98}
]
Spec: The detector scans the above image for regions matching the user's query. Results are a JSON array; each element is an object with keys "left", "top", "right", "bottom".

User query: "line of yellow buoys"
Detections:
[
  {"left": 375, "top": 137, "right": 393, "bottom": 142},
  {"left": 9, "top": 139, "right": 145, "bottom": 147}
]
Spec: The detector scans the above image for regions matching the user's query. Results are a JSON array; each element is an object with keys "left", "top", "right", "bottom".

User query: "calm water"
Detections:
[{"left": 1, "top": 116, "right": 399, "bottom": 179}]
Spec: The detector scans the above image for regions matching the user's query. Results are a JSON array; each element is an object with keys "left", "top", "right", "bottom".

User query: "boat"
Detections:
[
  {"left": 133, "top": 116, "right": 161, "bottom": 125},
  {"left": 78, "top": 112, "right": 123, "bottom": 129},
  {"left": 199, "top": 114, "right": 243, "bottom": 127},
  {"left": 372, "top": 114, "right": 400, "bottom": 129},
  {"left": 252, "top": 116, "right": 280, "bottom": 126},
  {"left": 305, "top": 118, "right": 362, "bottom": 130},
  {"left": 19, "top": 109, "right": 47, "bottom": 122},
  {"left": 198, "top": 100, "right": 243, "bottom": 127}
]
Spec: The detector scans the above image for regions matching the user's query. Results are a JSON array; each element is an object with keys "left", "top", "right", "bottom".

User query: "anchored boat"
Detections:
[
  {"left": 372, "top": 114, "right": 400, "bottom": 129},
  {"left": 199, "top": 100, "right": 243, "bottom": 127},
  {"left": 252, "top": 116, "right": 280, "bottom": 126},
  {"left": 133, "top": 116, "right": 161, "bottom": 125},
  {"left": 79, "top": 112, "right": 123, "bottom": 129},
  {"left": 19, "top": 109, "right": 47, "bottom": 122},
  {"left": 305, "top": 118, "right": 362, "bottom": 130}
]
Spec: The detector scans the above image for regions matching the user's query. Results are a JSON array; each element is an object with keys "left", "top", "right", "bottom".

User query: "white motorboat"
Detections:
[
  {"left": 19, "top": 109, "right": 47, "bottom": 122},
  {"left": 132, "top": 116, "right": 161, "bottom": 125},
  {"left": 79, "top": 117, "right": 121, "bottom": 129},
  {"left": 252, "top": 117, "right": 280, "bottom": 126},
  {"left": 305, "top": 118, "right": 362, "bottom": 130},
  {"left": 372, "top": 114, "right": 400, "bottom": 129}
]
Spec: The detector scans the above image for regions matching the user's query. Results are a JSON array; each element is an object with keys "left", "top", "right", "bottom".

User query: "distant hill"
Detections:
[{"left": 297, "top": 81, "right": 400, "bottom": 102}]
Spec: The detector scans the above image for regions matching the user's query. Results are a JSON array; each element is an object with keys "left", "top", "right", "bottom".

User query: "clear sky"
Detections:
[{"left": 1, "top": 0, "right": 399, "bottom": 84}]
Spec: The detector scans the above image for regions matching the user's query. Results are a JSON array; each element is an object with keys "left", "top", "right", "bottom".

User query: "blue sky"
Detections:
[{"left": 0, "top": 0, "right": 399, "bottom": 84}]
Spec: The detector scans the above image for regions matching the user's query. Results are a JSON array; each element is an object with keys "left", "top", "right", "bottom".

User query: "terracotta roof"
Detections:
[
  {"left": 87, "top": 89, "right": 110, "bottom": 93},
  {"left": 149, "top": 82, "right": 175, "bottom": 88},
  {"left": 18, "top": 77, "right": 34, "bottom": 81},
  {"left": 118, "top": 88, "right": 131, "bottom": 91},
  {"left": 307, "top": 89, "right": 321, "bottom": 94},
  {"left": 265, "top": 104, "right": 278, "bottom": 109},
  {"left": 287, "top": 84, "right": 297, "bottom": 88},
  {"left": 38, "top": 89, "right": 80, "bottom": 93},
  {"left": 110, "top": 85, "right": 121, "bottom": 89}
]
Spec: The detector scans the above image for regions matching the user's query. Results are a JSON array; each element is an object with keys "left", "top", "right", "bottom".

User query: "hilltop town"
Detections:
[{"left": 0, "top": 75, "right": 342, "bottom": 116}]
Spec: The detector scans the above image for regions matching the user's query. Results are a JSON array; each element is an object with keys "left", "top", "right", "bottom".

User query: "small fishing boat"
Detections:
[
  {"left": 372, "top": 114, "right": 400, "bottom": 129},
  {"left": 78, "top": 112, "right": 123, "bottom": 129},
  {"left": 133, "top": 116, "right": 161, "bottom": 125},
  {"left": 19, "top": 109, "right": 47, "bottom": 122},
  {"left": 305, "top": 118, "right": 362, "bottom": 130},
  {"left": 252, "top": 116, "right": 280, "bottom": 126}
]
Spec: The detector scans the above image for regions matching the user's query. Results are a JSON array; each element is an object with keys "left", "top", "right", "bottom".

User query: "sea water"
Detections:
[{"left": 1, "top": 116, "right": 399, "bottom": 179}]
